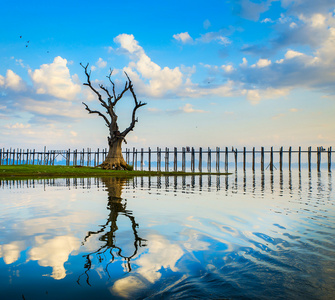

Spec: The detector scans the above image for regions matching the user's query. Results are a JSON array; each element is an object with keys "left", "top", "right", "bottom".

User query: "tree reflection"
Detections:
[{"left": 77, "top": 177, "right": 147, "bottom": 286}]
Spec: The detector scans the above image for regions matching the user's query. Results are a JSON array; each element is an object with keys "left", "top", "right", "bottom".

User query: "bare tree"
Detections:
[{"left": 81, "top": 63, "right": 146, "bottom": 170}]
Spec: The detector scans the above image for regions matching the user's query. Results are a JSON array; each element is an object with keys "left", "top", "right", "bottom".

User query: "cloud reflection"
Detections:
[
  {"left": 110, "top": 234, "right": 184, "bottom": 298},
  {"left": 0, "top": 179, "right": 103, "bottom": 280},
  {"left": 29, "top": 235, "right": 80, "bottom": 280},
  {"left": 0, "top": 241, "right": 25, "bottom": 264}
]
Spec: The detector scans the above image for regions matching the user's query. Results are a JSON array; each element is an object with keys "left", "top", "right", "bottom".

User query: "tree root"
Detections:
[{"left": 99, "top": 159, "right": 130, "bottom": 170}]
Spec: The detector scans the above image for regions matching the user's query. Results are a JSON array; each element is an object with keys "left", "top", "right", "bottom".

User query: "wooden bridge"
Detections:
[{"left": 0, "top": 146, "right": 333, "bottom": 172}]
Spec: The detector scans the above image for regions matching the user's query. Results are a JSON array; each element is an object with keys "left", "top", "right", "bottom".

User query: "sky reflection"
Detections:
[{"left": 0, "top": 171, "right": 334, "bottom": 299}]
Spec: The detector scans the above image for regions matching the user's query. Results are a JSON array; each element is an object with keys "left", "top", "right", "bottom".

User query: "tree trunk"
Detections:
[{"left": 99, "top": 138, "right": 129, "bottom": 170}]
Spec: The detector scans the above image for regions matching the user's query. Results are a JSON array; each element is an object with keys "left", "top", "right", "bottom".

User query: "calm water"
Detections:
[{"left": 0, "top": 171, "right": 334, "bottom": 300}]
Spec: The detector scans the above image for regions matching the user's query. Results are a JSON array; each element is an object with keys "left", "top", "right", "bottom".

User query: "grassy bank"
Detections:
[{"left": 0, "top": 165, "right": 230, "bottom": 180}]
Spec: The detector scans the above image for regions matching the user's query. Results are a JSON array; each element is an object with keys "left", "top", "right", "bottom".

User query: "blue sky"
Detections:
[{"left": 1, "top": 0, "right": 334, "bottom": 151}]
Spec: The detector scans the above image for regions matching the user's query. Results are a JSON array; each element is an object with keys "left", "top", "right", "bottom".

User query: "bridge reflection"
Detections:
[{"left": 0, "top": 171, "right": 332, "bottom": 201}]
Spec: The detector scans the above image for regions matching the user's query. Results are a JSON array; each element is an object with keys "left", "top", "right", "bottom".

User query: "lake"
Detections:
[{"left": 1, "top": 170, "right": 334, "bottom": 299}]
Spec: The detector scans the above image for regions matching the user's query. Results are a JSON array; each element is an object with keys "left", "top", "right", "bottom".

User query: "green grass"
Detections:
[{"left": 0, "top": 165, "right": 231, "bottom": 180}]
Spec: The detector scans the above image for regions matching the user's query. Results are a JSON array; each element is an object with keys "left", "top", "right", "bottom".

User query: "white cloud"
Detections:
[
  {"left": 113, "top": 34, "right": 237, "bottom": 99},
  {"left": 15, "top": 59, "right": 25, "bottom": 68},
  {"left": 240, "top": 57, "right": 248, "bottom": 67},
  {"left": 261, "top": 18, "right": 274, "bottom": 23},
  {"left": 114, "top": 33, "right": 142, "bottom": 54},
  {"left": 242, "top": 20, "right": 335, "bottom": 96},
  {"left": 196, "top": 31, "right": 231, "bottom": 45},
  {"left": 173, "top": 30, "right": 231, "bottom": 46},
  {"left": 315, "top": 27, "right": 335, "bottom": 64},
  {"left": 181, "top": 103, "right": 208, "bottom": 113},
  {"left": 242, "top": 88, "right": 290, "bottom": 105},
  {"left": 201, "top": 63, "right": 219, "bottom": 72},
  {"left": 276, "top": 49, "right": 304, "bottom": 63},
  {"left": 168, "top": 11, "right": 335, "bottom": 103},
  {"left": 284, "top": 49, "right": 304, "bottom": 59},
  {"left": 116, "top": 33, "right": 331, "bottom": 103},
  {"left": 3, "top": 70, "right": 26, "bottom": 91},
  {"left": 179, "top": 78, "right": 235, "bottom": 98},
  {"left": 173, "top": 32, "right": 193, "bottom": 44},
  {"left": 5, "top": 123, "right": 31, "bottom": 129},
  {"left": 96, "top": 57, "right": 107, "bottom": 68},
  {"left": 1, "top": 122, "right": 82, "bottom": 147},
  {"left": 22, "top": 98, "right": 85, "bottom": 119},
  {"left": 82, "top": 87, "right": 98, "bottom": 101},
  {"left": 29, "top": 56, "right": 81, "bottom": 100},
  {"left": 279, "top": 12, "right": 291, "bottom": 24},
  {"left": 221, "top": 64, "right": 234, "bottom": 73},
  {"left": 243, "top": 9, "right": 334, "bottom": 56},
  {"left": 181, "top": 64, "right": 196, "bottom": 75},
  {"left": 300, "top": 13, "right": 327, "bottom": 27},
  {"left": 244, "top": 89, "right": 261, "bottom": 104},
  {"left": 252, "top": 58, "right": 272, "bottom": 68},
  {"left": 0, "top": 74, "right": 4, "bottom": 86},
  {"left": 115, "top": 34, "right": 184, "bottom": 97}
]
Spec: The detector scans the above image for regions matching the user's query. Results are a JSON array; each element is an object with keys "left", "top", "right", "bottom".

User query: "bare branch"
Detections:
[
  {"left": 81, "top": 64, "right": 146, "bottom": 142},
  {"left": 105, "top": 69, "right": 131, "bottom": 107},
  {"left": 107, "top": 69, "right": 117, "bottom": 101},
  {"left": 80, "top": 63, "right": 109, "bottom": 111},
  {"left": 124, "top": 71, "right": 146, "bottom": 107},
  {"left": 82, "top": 102, "right": 110, "bottom": 126},
  {"left": 121, "top": 76, "right": 147, "bottom": 137},
  {"left": 99, "top": 84, "right": 113, "bottom": 106},
  {"left": 114, "top": 82, "right": 130, "bottom": 106}
]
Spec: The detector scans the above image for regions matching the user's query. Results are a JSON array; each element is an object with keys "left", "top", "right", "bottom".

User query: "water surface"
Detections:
[{"left": 0, "top": 171, "right": 334, "bottom": 299}]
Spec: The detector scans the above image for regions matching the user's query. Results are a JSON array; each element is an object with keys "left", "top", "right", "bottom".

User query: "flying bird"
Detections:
[{"left": 19, "top": 36, "right": 22, "bottom": 38}]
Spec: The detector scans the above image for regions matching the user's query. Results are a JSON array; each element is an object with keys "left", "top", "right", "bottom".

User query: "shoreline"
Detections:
[{"left": 0, "top": 165, "right": 231, "bottom": 180}]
